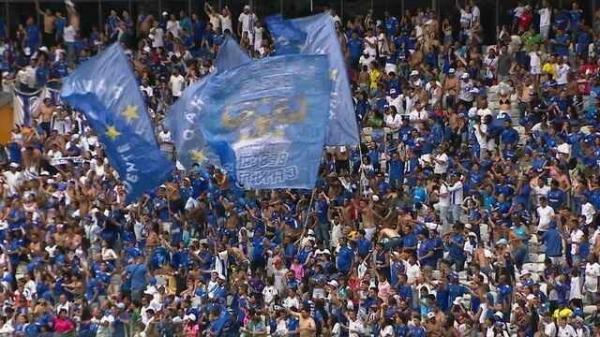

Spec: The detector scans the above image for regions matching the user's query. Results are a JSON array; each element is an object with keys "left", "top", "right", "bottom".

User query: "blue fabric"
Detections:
[
  {"left": 126, "top": 263, "right": 148, "bottom": 291},
  {"left": 215, "top": 35, "right": 251, "bottom": 72},
  {"left": 61, "top": 43, "right": 173, "bottom": 202},
  {"left": 266, "top": 14, "right": 359, "bottom": 145},
  {"left": 542, "top": 228, "right": 563, "bottom": 257},
  {"left": 265, "top": 15, "right": 307, "bottom": 55},
  {"left": 172, "top": 55, "right": 331, "bottom": 189}
]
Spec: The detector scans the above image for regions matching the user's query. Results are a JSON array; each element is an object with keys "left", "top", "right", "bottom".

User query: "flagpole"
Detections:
[
  {"left": 295, "top": 188, "right": 316, "bottom": 245},
  {"left": 5, "top": 1, "right": 9, "bottom": 38},
  {"left": 98, "top": 0, "right": 102, "bottom": 36}
]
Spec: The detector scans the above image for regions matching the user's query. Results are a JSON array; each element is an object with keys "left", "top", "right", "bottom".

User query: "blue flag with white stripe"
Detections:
[{"left": 61, "top": 43, "right": 173, "bottom": 202}]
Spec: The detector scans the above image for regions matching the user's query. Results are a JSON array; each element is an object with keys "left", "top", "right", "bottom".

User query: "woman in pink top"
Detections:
[
  {"left": 290, "top": 257, "right": 305, "bottom": 281},
  {"left": 183, "top": 314, "right": 200, "bottom": 337},
  {"left": 377, "top": 274, "right": 392, "bottom": 302},
  {"left": 53, "top": 309, "right": 75, "bottom": 335}
]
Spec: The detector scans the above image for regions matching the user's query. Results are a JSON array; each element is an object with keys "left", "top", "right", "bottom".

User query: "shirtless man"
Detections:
[
  {"left": 359, "top": 199, "right": 378, "bottom": 241},
  {"left": 443, "top": 68, "right": 459, "bottom": 108},
  {"left": 35, "top": 0, "right": 56, "bottom": 46},
  {"left": 39, "top": 98, "right": 54, "bottom": 136},
  {"left": 288, "top": 307, "right": 317, "bottom": 337}
]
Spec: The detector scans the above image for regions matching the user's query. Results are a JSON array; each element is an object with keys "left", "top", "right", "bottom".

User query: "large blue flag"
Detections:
[
  {"left": 215, "top": 35, "right": 251, "bottom": 72},
  {"left": 167, "top": 75, "right": 232, "bottom": 171},
  {"left": 266, "top": 13, "right": 359, "bottom": 146},
  {"left": 172, "top": 55, "right": 331, "bottom": 189},
  {"left": 168, "top": 36, "right": 248, "bottom": 171},
  {"left": 61, "top": 43, "right": 173, "bottom": 202},
  {"left": 264, "top": 16, "right": 307, "bottom": 55}
]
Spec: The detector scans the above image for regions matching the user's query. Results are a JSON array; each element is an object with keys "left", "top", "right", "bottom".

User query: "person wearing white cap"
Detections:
[
  {"left": 96, "top": 309, "right": 115, "bottom": 337},
  {"left": 3, "top": 163, "right": 23, "bottom": 195},
  {"left": 166, "top": 13, "right": 181, "bottom": 39},
  {"left": 149, "top": 20, "right": 165, "bottom": 49},
  {"left": 409, "top": 70, "right": 423, "bottom": 88},
  {"left": 183, "top": 313, "right": 199, "bottom": 336},
  {"left": 238, "top": 4, "right": 257, "bottom": 41},
  {"left": 386, "top": 87, "right": 404, "bottom": 115},
  {"left": 443, "top": 68, "right": 459, "bottom": 108},
  {"left": 458, "top": 72, "right": 475, "bottom": 108}
]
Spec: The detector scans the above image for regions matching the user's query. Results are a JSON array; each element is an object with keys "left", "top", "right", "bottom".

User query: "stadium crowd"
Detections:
[{"left": 0, "top": 0, "right": 599, "bottom": 336}]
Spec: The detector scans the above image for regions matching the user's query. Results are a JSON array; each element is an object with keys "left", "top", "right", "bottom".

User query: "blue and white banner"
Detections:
[
  {"left": 13, "top": 86, "right": 48, "bottom": 126},
  {"left": 61, "top": 43, "right": 173, "bottom": 202},
  {"left": 172, "top": 55, "right": 332, "bottom": 189},
  {"left": 267, "top": 13, "right": 360, "bottom": 146}
]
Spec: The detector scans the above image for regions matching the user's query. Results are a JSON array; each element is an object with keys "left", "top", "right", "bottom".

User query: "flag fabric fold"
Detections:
[
  {"left": 61, "top": 43, "right": 173, "bottom": 202},
  {"left": 170, "top": 55, "right": 331, "bottom": 189},
  {"left": 266, "top": 13, "right": 359, "bottom": 146}
]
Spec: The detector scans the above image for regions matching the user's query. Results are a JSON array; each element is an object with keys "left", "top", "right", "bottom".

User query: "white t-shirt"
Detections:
[
  {"left": 556, "top": 64, "right": 570, "bottom": 85},
  {"left": 385, "top": 114, "right": 402, "bottom": 129},
  {"left": 438, "top": 184, "right": 450, "bottom": 207},
  {"left": 584, "top": 262, "right": 600, "bottom": 293},
  {"left": 529, "top": 52, "right": 541, "bottom": 74},
  {"left": 460, "top": 9, "right": 472, "bottom": 28},
  {"left": 538, "top": 8, "right": 552, "bottom": 27},
  {"left": 3, "top": 171, "right": 23, "bottom": 194},
  {"left": 433, "top": 153, "right": 449, "bottom": 175},
  {"left": 262, "top": 286, "right": 277, "bottom": 305},
  {"left": 557, "top": 324, "right": 577, "bottom": 337},
  {"left": 63, "top": 25, "right": 76, "bottom": 43},
  {"left": 569, "top": 228, "right": 584, "bottom": 255},
  {"left": 409, "top": 109, "right": 428, "bottom": 123},
  {"left": 166, "top": 19, "right": 180, "bottom": 38},
  {"left": 536, "top": 205, "right": 555, "bottom": 232},
  {"left": 283, "top": 295, "right": 299, "bottom": 310},
  {"left": 151, "top": 27, "right": 164, "bottom": 48},
  {"left": 220, "top": 14, "right": 233, "bottom": 34},
  {"left": 387, "top": 95, "right": 404, "bottom": 114},
  {"left": 569, "top": 276, "right": 582, "bottom": 300},
  {"left": 448, "top": 181, "right": 463, "bottom": 205},
  {"left": 254, "top": 26, "right": 264, "bottom": 51},
  {"left": 238, "top": 12, "right": 257, "bottom": 34},
  {"left": 471, "top": 6, "right": 481, "bottom": 23},
  {"left": 543, "top": 322, "right": 557, "bottom": 337},
  {"left": 581, "top": 202, "right": 596, "bottom": 224},
  {"left": 348, "top": 318, "right": 365, "bottom": 337},
  {"left": 533, "top": 185, "right": 551, "bottom": 204},
  {"left": 169, "top": 74, "right": 185, "bottom": 97},
  {"left": 406, "top": 263, "right": 421, "bottom": 284}
]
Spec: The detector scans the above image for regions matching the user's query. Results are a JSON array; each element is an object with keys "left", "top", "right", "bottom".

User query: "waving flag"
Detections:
[
  {"left": 166, "top": 75, "right": 234, "bottom": 172},
  {"left": 215, "top": 35, "right": 251, "bottom": 72},
  {"left": 266, "top": 13, "right": 359, "bottom": 146},
  {"left": 61, "top": 43, "right": 173, "bottom": 202},
  {"left": 265, "top": 16, "right": 307, "bottom": 55},
  {"left": 169, "top": 36, "right": 248, "bottom": 171},
  {"left": 173, "top": 55, "right": 331, "bottom": 189}
]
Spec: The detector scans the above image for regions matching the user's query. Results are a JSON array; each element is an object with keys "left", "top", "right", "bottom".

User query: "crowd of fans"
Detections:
[{"left": 0, "top": 0, "right": 599, "bottom": 336}]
